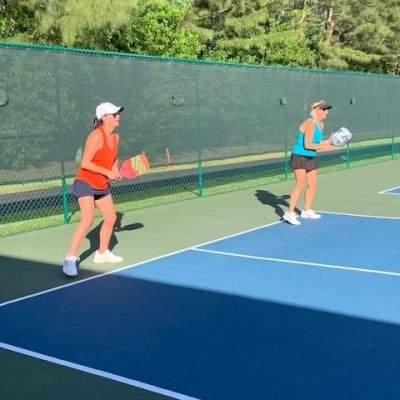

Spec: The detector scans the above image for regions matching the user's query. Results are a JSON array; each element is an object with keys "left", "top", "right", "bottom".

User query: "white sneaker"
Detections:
[
  {"left": 93, "top": 249, "right": 123, "bottom": 264},
  {"left": 283, "top": 212, "right": 301, "bottom": 225},
  {"left": 63, "top": 256, "right": 79, "bottom": 277},
  {"left": 301, "top": 209, "right": 321, "bottom": 219}
]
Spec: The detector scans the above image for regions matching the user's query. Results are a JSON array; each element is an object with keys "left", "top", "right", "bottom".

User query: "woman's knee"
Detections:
[
  {"left": 294, "top": 180, "right": 306, "bottom": 191},
  {"left": 306, "top": 178, "right": 318, "bottom": 191},
  {"left": 103, "top": 212, "right": 117, "bottom": 226},
  {"left": 80, "top": 217, "right": 94, "bottom": 229}
]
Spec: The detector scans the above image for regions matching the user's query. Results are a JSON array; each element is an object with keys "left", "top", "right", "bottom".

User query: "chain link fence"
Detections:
[{"left": 1, "top": 43, "right": 400, "bottom": 236}]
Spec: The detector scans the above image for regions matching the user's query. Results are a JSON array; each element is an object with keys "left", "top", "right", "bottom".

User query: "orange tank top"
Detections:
[{"left": 76, "top": 127, "right": 118, "bottom": 189}]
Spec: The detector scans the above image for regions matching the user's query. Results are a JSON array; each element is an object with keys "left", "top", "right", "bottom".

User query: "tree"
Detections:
[
  {"left": 3, "top": 0, "right": 400, "bottom": 74},
  {"left": 20, "top": 0, "right": 203, "bottom": 58},
  {"left": 33, "top": 0, "right": 137, "bottom": 47},
  {"left": 0, "top": 0, "right": 38, "bottom": 41},
  {"left": 294, "top": 0, "right": 400, "bottom": 73},
  {"left": 127, "top": 0, "right": 203, "bottom": 58},
  {"left": 190, "top": 0, "right": 321, "bottom": 67}
]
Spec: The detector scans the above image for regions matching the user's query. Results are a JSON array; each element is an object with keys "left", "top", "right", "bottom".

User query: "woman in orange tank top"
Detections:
[{"left": 63, "top": 102, "right": 125, "bottom": 277}]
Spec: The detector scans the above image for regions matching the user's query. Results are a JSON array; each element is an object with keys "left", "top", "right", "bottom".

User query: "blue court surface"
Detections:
[{"left": 1, "top": 212, "right": 400, "bottom": 399}]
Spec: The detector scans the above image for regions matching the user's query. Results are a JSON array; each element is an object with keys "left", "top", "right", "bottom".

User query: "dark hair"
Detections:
[{"left": 93, "top": 117, "right": 102, "bottom": 129}]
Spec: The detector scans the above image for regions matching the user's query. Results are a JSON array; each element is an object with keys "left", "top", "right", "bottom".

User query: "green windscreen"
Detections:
[{"left": 1, "top": 43, "right": 400, "bottom": 233}]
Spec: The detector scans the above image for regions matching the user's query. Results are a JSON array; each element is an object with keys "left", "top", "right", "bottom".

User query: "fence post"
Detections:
[
  {"left": 61, "top": 175, "right": 69, "bottom": 223},
  {"left": 280, "top": 97, "right": 289, "bottom": 180},
  {"left": 347, "top": 97, "right": 356, "bottom": 169},
  {"left": 197, "top": 149, "right": 203, "bottom": 197},
  {"left": 54, "top": 66, "right": 70, "bottom": 223},
  {"left": 391, "top": 135, "right": 395, "bottom": 159}
]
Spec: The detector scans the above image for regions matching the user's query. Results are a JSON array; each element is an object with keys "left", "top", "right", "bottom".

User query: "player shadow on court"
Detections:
[
  {"left": 254, "top": 190, "right": 300, "bottom": 218},
  {"left": 79, "top": 212, "right": 144, "bottom": 262}
]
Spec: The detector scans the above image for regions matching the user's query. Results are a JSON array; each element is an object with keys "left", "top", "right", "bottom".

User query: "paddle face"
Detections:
[
  {"left": 330, "top": 127, "right": 352, "bottom": 147},
  {"left": 119, "top": 153, "right": 150, "bottom": 179}
]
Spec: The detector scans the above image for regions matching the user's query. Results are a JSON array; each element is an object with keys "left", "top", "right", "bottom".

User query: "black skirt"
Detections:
[{"left": 290, "top": 154, "right": 318, "bottom": 171}]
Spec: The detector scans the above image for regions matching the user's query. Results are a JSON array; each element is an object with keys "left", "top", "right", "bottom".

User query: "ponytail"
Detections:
[{"left": 93, "top": 117, "right": 102, "bottom": 129}]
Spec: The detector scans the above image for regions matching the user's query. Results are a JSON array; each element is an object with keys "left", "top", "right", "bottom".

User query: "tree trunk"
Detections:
[{"left": 325, "top": 6, "right": 335, "bottom": 43}]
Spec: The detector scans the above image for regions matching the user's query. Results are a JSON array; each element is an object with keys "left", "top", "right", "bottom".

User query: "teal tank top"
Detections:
[{"left": 291, "top": 118, "right": 323, "bottom": 157}]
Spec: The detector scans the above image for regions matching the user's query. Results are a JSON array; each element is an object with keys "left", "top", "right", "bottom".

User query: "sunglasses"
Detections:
[{"left": 105, "top": 112, "right": 121, "bottom": 118}]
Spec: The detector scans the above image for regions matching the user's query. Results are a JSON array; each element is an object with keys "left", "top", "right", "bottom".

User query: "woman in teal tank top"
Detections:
[{"left": 283, "top": 100, "right": 333, "bottom": 226}]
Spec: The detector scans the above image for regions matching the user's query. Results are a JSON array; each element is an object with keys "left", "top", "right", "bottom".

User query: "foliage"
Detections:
[
  {"left": 1, "top": 0, "right": 400, "bottom": 72},
  {"left": 317, "top": 0, "right": 400, "bottom": 73},
  {"left": 127, "top": 0, "right": 203, "bottom": 58},
  {"left": 189, "top": 0, "right": 323, "bottom": 66},
  {"left": 0, "top": 0, "right": 38, "bottom": 40},
  {"left": 32, "top": 0, "right": 137, "bottom": 47}
]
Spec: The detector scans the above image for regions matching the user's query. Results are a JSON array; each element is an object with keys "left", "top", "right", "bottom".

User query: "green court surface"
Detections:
[{"left": 1, "top": 159, "right": 400, "bottom": 400}]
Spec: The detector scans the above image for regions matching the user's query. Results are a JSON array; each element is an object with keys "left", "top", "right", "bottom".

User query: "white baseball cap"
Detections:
[{"left": 95, "top": 102, "right": 124, "bottom": 119}]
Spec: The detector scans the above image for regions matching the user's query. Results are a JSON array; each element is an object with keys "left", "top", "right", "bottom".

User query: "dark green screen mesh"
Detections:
[{"left": 1, "top": 43, "right": 400, "bottom": 234}]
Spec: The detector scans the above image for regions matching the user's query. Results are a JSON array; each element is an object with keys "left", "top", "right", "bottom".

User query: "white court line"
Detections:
[
  {"left": 2, "top": 212, "right": 398, "bottom": 308},
  {"left": 317, "top": 210, "right": 400, "bottom": 219},
  {"left": 0, "top": 220, "right": 282, "bottom": 309},
  {"left": 0, "top": 343, "right": 200, "bottom": 400},
  {"left": 1, "top": 212, "right": 398, "bottom": 394},
  {"left": 0, "top": 220, "right": 283, "bottom": 394},
  {"left": 0, "top": 249, "right": 189, "bottom": 308},
  {"left": 193, "top": 248, "right": 400, "bottom": 278},
  {"left": 379, "top": 185, "right": 400, "bottom": 195},
  {"left": 2, "top": 211, "right": 398, "bottom": 307}
]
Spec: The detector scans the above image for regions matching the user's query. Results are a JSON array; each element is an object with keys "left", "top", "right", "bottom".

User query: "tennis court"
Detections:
[{"left": 1, "top": 160, "right": 400, "bottom": 400}]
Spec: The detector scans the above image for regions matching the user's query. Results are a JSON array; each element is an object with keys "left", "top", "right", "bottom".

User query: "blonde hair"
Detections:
[
  {"left": 310, "top": 99, "right": 326, "bottom": 121},
  {"left": 310, "top": 100, "right": 328, "bottom": 128},
  {"left": 311, "top": 100, "right": 326, "bottom": 111}
]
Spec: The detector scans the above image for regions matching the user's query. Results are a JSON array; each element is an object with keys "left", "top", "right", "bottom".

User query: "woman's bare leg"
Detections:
[
  {"left": 288, "top": 169, "right": 307, "bottom": 213},
  {"left": 304, "top": 169, "right": 318, "bottom": 210},
  {"left": 95, "top": 194, "right": 117, "bottom": 253},
  {"left": 67, "top": 196, "right": 95, "bottom": 257}
]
